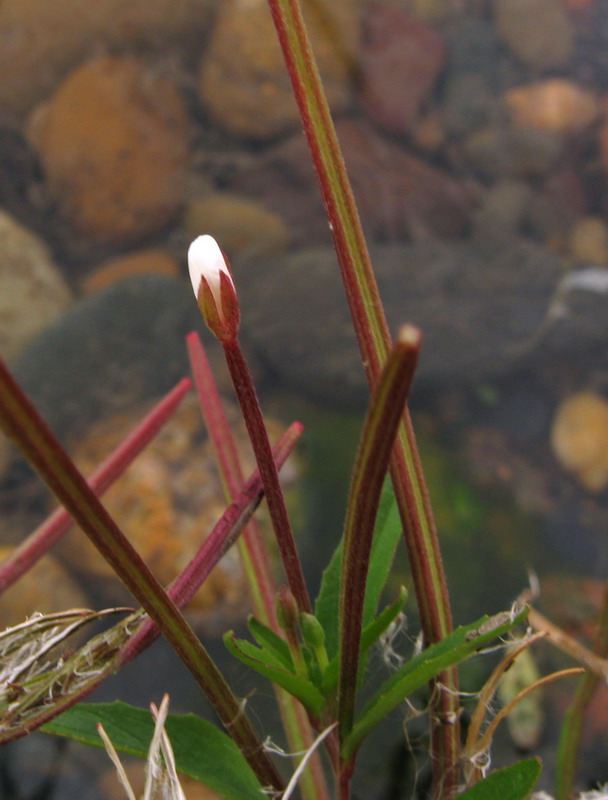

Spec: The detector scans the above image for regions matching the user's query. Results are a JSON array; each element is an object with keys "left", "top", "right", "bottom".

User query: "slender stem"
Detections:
[
  {"left": 555, "top": 586, "right": 608, "bottom": 800},
  {"left": 0, "top": 357, "right": 283, "bottom": 793},
  {"left": 223, "top": 339, "right": 311, "bottom": 614},
  {"left": 0, "top": 378, "right": 191, "bottom": 594},
  {"left": 265, "top": 1, "right": 459, "bottom": 794},
  {"left": 186, "top": 333, "right": 277, "bottom": 623},
  {"left": 338, "top": 327, "right": 420, "bottom": 739},
  {"left": 187, "top": 332, "right": 330, "bottom": 800}
]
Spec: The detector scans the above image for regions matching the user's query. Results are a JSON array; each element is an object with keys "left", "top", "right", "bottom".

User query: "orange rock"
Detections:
[
  {"left": 505, "top": 80, "right": 599, "bottom": 135},
  {"left": 82, "top": 250, "right": 180, "bottom": 294},
  {"left": 0, "top": 545, "right": 89, "bottom": 629},
  {"left": 59, "top": 396, "right": 293, "bottom": 627},
  {"left": 551, "top": 391, "right": 608, "bottom": 492},
  {"left": 29, "top": 56, "right": 190, "bottom": 246}
]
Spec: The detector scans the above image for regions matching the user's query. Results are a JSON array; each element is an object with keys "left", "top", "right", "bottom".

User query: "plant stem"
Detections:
[
  {"left": 223, "top": 338, "right": 311, "bottom": 615},
  {"left": 0, "top": 357, "right": 283, "bottom": 793},
  {"left": 265, "top": 1, "right": 459, "bottom": 794},
  {"left": 187, "top": 332, "right": 330, "bottom": 800},
  {"left": 0, "top": 378, "right": 191, "bottom": 594},
  {"left": 338, "top": 327, "right": 420, "bottom": 739}
]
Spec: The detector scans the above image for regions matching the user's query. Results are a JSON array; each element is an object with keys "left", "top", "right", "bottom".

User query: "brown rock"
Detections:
[
  {"left": 505, "top": 80, "right": 599, "bottom": 135},
  {"left": 29, "top": 56, "right": 190, "bottom": 246},
  {"left": 198, "top": 0, "right": 358, "bottom": 139},
  {"left": 0, "top": 546, "right": 89, "bottom": 629},
  {"left": 495, "top": 0, "right": 573, "bottom": 70},
  {"left": 0, "top": 0, "right": 214, "bottom": 118},
  {"left": 82, "top": 250, "right": 181, "bottom": 294},
  {"left": 568, "top": 217, "right": 608, "bottom": 265},
  {"left": 359, "top": 3, "right": 446, "bottom": 135},
  {"left": 551, "top": 392, "right": 608, "bottom": 492},
  {"left": 182, "top": 193, "right": 291, "bottom": 260}
]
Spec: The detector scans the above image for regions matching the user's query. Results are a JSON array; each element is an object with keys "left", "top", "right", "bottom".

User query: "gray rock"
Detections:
[
  {"left": 9, "top": 274, "right": 205, "bottom": 445},
  {"left": 235, "top": 237, "right": 597, "bottom": 407}
]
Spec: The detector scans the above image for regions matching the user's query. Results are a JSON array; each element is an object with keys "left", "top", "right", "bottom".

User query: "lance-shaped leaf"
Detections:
[
  {"left": 342, "top": 606, "right": 529, "bottom": 761},
  {"left": 457, "top": 759, "right": 542, "bottom": 800},
  {"left": 224, "top": 631, "right": 326, "bottom": 716}
]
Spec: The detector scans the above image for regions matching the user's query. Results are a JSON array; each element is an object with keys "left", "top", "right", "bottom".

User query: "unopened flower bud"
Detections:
[{"left": 188, "top": 235, "right": 240, "bottom": 342}]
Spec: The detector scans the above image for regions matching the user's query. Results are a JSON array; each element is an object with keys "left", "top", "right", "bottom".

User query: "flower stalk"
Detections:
[{"left": 188, "top": 236, "right": 312, "bottom": 616}]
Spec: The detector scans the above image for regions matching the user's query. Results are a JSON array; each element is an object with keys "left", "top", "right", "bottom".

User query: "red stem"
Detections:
[
  {"left": 0, "top": 378, "right": 191, "bottom": 593},
  {"left": 223, "top": 339, "right": 312, "bottom": 614}
]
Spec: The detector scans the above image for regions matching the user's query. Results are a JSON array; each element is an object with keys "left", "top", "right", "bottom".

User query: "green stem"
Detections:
[
  {"left": 265, "top": 1, "right": 459, "bottom": 794},
  {"left": 0, "top": 357, "right": 283, "bottom": 793}
]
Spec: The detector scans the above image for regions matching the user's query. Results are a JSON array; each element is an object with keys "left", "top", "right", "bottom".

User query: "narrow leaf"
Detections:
[
  {"left": 43, "top": 701, "right": 262, "bottom": 800},
  {"left": 224, "top": 633, "right": 326, "bottom": 716},
  {"left": 343, "top": 607, "right": 528, "bottom": 759},
  {"left": 457, "top": 759, "right": 542, "bottom": 800},
  {"left": 248, "top": 617, "right": 293, "bottom": 670}
]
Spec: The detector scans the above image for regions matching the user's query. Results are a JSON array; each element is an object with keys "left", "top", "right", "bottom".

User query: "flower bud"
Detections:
[{"left": 188, "top": 235, "right": 240, "bottom": 342}]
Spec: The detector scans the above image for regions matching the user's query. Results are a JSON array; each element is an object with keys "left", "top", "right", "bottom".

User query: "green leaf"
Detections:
[
  {"left": 42, "top": 701, "right": 262, "bottom": 800},
  {"left": 224, "top": 633, "right": 326, "bottom": 715},
  {"left": 342, "top": 606, "right": 528, "bottom": 760},
  {"left": 458, "top": 758, "right": 542, "bottom": 800},
  {"left": 315, "top": 480, "right": 401, "bottom": 659},
  {"left": 247, "top": 616, "right": 293, "bottom": 670}
]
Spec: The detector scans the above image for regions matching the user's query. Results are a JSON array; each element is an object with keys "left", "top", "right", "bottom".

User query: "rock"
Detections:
[
  {"left": 235, "top": 236, "right": 567, "bottom": 406},
  {"left": 0, "top": 210, "right": 72, "bottom": 362},
  {"left": 0, "top": 0, "right": 214, "bottom": 118},
  {"left": 198, "top": 0, "right": 358, "bottom": 139},
  {"left": 527, "top": 168, "right": 588, "bottom": 242},
  {"left": 596, "top": 116, "right": 608, "bottom": 176},
  {"left": 494, "top": 0, "right": 573, "bottom": 71},
  {"left": 444, "top": 16, "right": 500, "bottom": 81},
  {"left": 8, "top": 274, "right": 205, "bottom": 446},
  {"left": 442, "top": 73, "right": 499, "bottom": 137},
  {"left": 472, "top": 180, "right": 533, "bottom": 238},
  {"left": 227, "top": 119, "right": 477, "bottom": 244},
  {"left": 504, "top": 80, "right": 599, "bottom": 135},
  {"left": 82, "top": 250, "right": 181, "bottom": 294},
  {"left": 551, "top": 392, "right": 608, "bottom": 492},
  {"left": 358, "top": 4, "right": 446, "bottom": 135},
  {"left": 463, "top": 125, "right": 562, "bottom": 180},
  {"left": 0, "top": 545, "right": 89, "bottom": 629},
  {"left": 58, "top": 394, "right": 258, "bottom": 628},
  {"left": 182, "top": 193, "right": 291, "bottom": 260},
  {"left": 568, "top": 217, "right": 608, "bottom": 265},
  {"left": 29, "top": 56, "right": 190, "bottom": 246}
]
